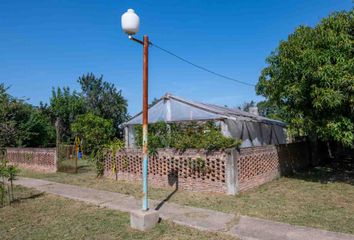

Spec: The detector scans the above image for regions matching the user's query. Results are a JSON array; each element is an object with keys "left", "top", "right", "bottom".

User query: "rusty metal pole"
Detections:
[{"left": 142, "top": 35, "right": 149, "bottom": 211}]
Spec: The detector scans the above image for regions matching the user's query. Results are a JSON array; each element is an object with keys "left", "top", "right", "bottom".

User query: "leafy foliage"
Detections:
[
  {"left": 102, "top": 138, "right": 125, "bottom": 157},
  {"left": 97, "top": 139, "right": 125, "bottom": 177},
  {"left": 235, "top": 100, "right": 283, "bottom": 120},
  {"left": 17, "top": 109, "right": 56, "bottom": 147},
  {"left": 71, "top": 113, "right": 118, "bottom": 176},
  {"left": 0, "top": 84, "right": 18, "bottom": 147},
  {"left": 134, "top": 121, "right": 241, "bottom": 152},
  {"left": 0, "top": 156, "right": 19, "bottom": 207},
  {"left": 86, "top": 139, "right": 125, "bottom": 177},
  {"left": 71, "top": 113, "right": 115, "bottom": 155},
  {"left": 1, "top": 73, "right": 128, "bottom": 150},
  {"left": 0, "top": 84, "right": 55, "bottom": 148},
  {"left": 256, "top": 10, "right": 354, "bottom": 146},
  {"left": 50, "top": 74, "right": 128, "bottom": 143},
  {"left": 49, "top": 87, "right": 86, "bottom": 143},
  {"left": 78, "top": 73, "right": 128, "bottom": 136}
]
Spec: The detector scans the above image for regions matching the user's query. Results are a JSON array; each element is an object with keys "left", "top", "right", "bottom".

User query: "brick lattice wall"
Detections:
[
  {"left": 104, "top": 142, "right": 310, "bottom": 194},
  {"left": 238, "top": 142, "right": 310, "bottom": 191},
  {"left": 104, "top": 148, "right": 227, "bottom": 193},
  {"left": 6, "top": 148, "right": 57, "bottom": 173}
]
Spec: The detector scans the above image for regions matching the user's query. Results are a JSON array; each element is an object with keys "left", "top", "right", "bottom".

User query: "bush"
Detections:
[
  {"left": 71, "top": 113, "right": 114, "bottom": 155},
  {"left": 71, "top": 113, "right": 115, "bottom": 176},
  {"left": 134, "top": 121, "right": 241, "bottom": 152},
  {"left": 256, "top": 10, "right": 354, "bottom": 146}
]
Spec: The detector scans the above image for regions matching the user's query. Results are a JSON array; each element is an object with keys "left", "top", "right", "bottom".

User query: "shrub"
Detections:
[
  {"left": 0, "top": 155, "right": 19, "bottom": 207},
  {"left": 71, "top": 113, "right": 115, "bottom": 155},
  {"left": 134, "top": 121, "right": 241, "bottom": 152},
  {"left": 71, "top": 113, "right": 116, "bottom": 176}
]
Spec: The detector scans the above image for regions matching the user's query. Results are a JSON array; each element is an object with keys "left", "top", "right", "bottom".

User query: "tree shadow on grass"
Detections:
[
  {"left": 288, "top": 151, "right": 354, "bottom": 185},
  {"left": 77, "top": 165, "right": 92, "bottom": 173},
  {"left": 10, "top": 192, "right": 45, "bottom": 205},
  {"left": 57, "top": 162, "right": 92, "bottom": 174}
]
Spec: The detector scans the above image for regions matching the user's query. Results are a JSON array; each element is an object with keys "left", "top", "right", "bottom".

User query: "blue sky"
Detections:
[{"left": 1, "top": 0, "right": 352, "bottom": 114}]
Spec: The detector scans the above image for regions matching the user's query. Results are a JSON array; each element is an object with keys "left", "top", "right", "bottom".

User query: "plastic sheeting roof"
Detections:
[{"left": 124, "top": 93, "right": 286, "bottom": 127}]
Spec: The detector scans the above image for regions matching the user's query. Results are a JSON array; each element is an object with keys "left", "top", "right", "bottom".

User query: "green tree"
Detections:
[
  {"left": 78, "top": 73, "right": 128, "bottom": 136},
  {"left": 50, "top": 87, "right": 86, "bottom": 142},
  {"left": 17, "top": 109, "right": 55, "bottom": 147},
  {"left": 0, "top": 84, "right": 18, "bottom": 147},
  {"left": 0, "top": 84, "right": 55, "bottom": 147},
  {"left": 256, "top": 10, "right": 354, "bottom": 146},
  {"left": 71, "top": 113, "right": 114, "bottom": 155}
]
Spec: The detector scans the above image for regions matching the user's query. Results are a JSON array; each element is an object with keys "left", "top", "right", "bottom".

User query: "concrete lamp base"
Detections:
[{"left": 130, "top": 209, "right": 159, "bottom": 231}]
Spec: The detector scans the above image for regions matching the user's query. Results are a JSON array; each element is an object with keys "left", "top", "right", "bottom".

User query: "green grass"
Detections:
[
  {"left": 0, "top": 186, "right": 236, "bottom": 240},
  {"left": 19, "top": 164, "right": 354, "bottom": 235}
]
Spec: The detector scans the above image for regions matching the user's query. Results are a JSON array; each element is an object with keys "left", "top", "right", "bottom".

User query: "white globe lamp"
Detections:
[{"left": 121, "top": 9, "right": 140, "bottom": 35}]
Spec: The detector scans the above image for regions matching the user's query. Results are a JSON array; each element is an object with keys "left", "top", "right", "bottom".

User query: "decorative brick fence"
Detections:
[
  {"left": 6, "top": 148, "right": 57, "bottom": 173},
  {"left": 237, "top": 142, "right": 310, "bottom": 192},
  {"left": 104, "top": 141, "right": 311, "bottom": 194},
  {"left": 105, "top": 148, "right": 228, "bottom": 193}
]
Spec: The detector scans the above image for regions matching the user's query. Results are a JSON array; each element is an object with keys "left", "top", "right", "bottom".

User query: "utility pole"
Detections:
[
  {"left": 122, "top": 9, "right": 159, "bottom": 231},
  {"left": 141, "top": 35, "right": 149, "bottom": 210}
]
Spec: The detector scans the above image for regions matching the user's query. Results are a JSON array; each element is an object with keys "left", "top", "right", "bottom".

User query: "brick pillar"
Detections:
[
  {"left": 124, "top": 126, "right": 129, "bottom": 148},
  {"left": 54, "top": 148, "right": 58, "bottom": 172},
  {"left": 225, "top": 148, "right": 239, "bottom": 195}
]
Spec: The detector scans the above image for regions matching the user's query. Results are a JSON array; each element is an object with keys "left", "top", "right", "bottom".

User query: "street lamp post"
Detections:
[{"left": 121, "top": 9, "right": 150, "bottom": 212}]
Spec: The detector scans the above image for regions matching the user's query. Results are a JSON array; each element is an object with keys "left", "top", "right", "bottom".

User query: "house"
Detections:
[{"left": 123, "top": 93, "right": 287, "bottom": 148}]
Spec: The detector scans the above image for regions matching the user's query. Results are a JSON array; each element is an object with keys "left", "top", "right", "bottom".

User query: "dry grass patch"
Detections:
[
  {"left": 0, "top": 186, "right": 236, "bottom": 240},
  {"left": 20, "top": 164, "right": 354, "bottom": 234}
]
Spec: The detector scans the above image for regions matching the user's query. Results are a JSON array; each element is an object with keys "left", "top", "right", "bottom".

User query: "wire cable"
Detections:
[{"left": 150, "top": 42, "right": 256, "bottom": 87}]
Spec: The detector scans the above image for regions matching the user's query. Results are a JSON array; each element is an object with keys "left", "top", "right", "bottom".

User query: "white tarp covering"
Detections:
[
  {"left": 124, "top": 93, "right": 287, "bottom": 148},
  {"left": 126, "top": 97, "right": 222, "bottom": 125}
]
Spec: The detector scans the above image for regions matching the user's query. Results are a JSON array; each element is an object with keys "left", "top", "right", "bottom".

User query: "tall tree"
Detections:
[
  {"left": 16, "top": 108, "right": 55, "bottom": 147},
  {"left": 0, "top": 84, "right": 55, "bottom": 147},
  {"left": 78, "top": 73, "right": 128, "bottom": 136},
  {"left": 256, "top": 10, "right": 354, "bottom": 146},
  {"left": 0, "top": 84, "right": 18, "bottom": 147},
  {"left": 49, "top": 87, "right": 86, "bottom": 142}
]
